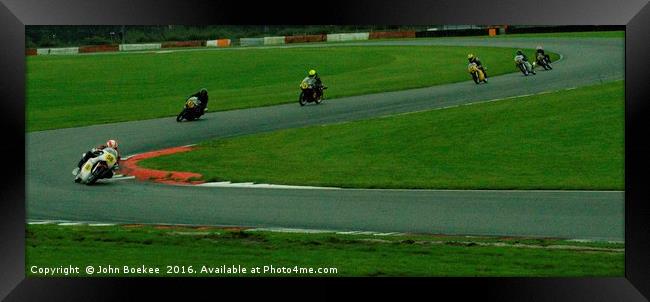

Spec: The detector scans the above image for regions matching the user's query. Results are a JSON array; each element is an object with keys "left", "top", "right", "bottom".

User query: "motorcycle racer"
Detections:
[
  {"left": 467, "top": 54, "right": 488, "bottom": 78},
  {"left": 305, "top": 69, "right": 325, "bottom": 92},
  {"left": 189, "top": 88, "right": 209, "bottom": 114},
  {"left": 73, "top": 139, "right": 121, "bottom": 180},
  {"left": 536, "top": 45, "right": 552, "bottom": 63},
  {"left": 514, "top": 50, "right": 536, "bottom": 75}
]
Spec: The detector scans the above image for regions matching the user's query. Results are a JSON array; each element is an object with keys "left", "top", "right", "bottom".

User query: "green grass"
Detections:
[
  {"left": 495, "top": 30, "right": 624, "bottom": 39},
  {"left": 27, "top": 45, "right": 551, "bottom": 131},
  {"left": 140, "top": 81, "right": 624, "bottom": 190},
  {"left": 26, "top": 224, "right": 623, "bottom": 277}
]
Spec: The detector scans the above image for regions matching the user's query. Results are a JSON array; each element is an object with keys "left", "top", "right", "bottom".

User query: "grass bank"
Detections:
[
  {"left": 140, "top": 81, "right": 624, "bottom": 190},
  {"left": 26, "top": 224, "right": 623, "bottom": 277},
  {"left": 27, "top": 45, "right": 544, "bottom": 131}
]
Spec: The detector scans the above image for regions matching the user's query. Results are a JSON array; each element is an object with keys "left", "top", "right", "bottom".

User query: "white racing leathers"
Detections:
[
  {"left": 75, "top": 147, "right": 119, "bottom": 185},
  {"left": 514, "top": 55, "right": 535, "bottom": 75}
]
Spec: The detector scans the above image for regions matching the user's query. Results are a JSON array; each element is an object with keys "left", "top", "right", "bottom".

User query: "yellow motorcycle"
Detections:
[{"left": 468, "top": 62, "right": 488, "bottom": 84}]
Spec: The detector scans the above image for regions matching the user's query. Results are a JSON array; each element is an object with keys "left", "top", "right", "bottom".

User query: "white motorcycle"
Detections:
[
  {"left": 514, "top": 55, "right": 536, "bottom": 76},
  {"left": 73, "top": 147, "right": 119, "bottom": 185}
]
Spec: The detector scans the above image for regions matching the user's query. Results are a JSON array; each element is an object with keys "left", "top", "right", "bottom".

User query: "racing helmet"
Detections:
[
  {"left": 199, "top": 88, "right": 208, "bottom": 97},
  {"left": 106, "top": 139, "right": 118, "bottom": 149},
  {"left": 536, "top": 45, "right": 543, "bottom": 50},
  {"left": 467, "top": 54, "right": 474, "bottom": 59},
  {"left": 308, "top": 69, "right": 316, "bottom": 76}
]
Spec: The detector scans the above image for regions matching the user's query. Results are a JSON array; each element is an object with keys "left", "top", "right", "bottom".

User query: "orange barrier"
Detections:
[
  {"left": 284, "top": 34, "right": 326, "bottom": 44},
  {"left": 25, "top": 48, "right": 37, "bottom": 56},
  {"left": 488, "top": 28, "right": 497, "bottom": 36},
  {"left": 78, "top": 44, "right": 119, "bottom": 53},
  {"left": 369, "top": 31, "right": 416, "bottom": 39},
  {"left": 216, "top": 39, "right": 230, "bottom": 47},
  {"left": 161, "top": 40, "right": 205, "bottom": 48}
]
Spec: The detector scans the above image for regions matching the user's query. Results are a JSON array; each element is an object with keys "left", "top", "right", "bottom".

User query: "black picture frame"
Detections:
[{"left": 2, "top": 0, "right": 649, "bottom": 300}]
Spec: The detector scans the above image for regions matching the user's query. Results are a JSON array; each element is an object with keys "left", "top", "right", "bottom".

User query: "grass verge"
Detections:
[
  {"left": 140, "top": 81, "right": 624, "bottom": 190},
  {"left": 26, "top": 224, "right": 623, "bottom": 277},
  {"left": 27, "top": 45, "right": 553, "bottom": 131}
]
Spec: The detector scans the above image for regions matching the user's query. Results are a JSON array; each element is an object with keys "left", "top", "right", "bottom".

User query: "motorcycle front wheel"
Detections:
[
  {"left": 299, "top": 92, "right": 307, "bottom": 106},
  {"left": 176, "top": 109, "right": 186, "bottom": 122},
  {"left": 471, "top": 73, "right": 480, "bottom": 84}
]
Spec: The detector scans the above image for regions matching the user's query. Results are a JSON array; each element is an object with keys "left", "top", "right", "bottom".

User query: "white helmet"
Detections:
[{"left": 106, "top": 139, "right": 118, "bottom": 149}]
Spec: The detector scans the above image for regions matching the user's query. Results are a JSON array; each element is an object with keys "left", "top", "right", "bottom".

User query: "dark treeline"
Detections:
[{"left": 25, "top": 25, "right": 431, "bottom": 48}]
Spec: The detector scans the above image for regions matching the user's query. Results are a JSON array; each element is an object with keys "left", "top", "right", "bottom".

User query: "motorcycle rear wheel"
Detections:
[{"left": 86, "top": 166, "right": 105, "bottom": 185}]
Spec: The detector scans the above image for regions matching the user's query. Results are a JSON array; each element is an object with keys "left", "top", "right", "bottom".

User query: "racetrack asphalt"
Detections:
[{"left": 27, "top": 37, "right": 624, "bottom": 241}]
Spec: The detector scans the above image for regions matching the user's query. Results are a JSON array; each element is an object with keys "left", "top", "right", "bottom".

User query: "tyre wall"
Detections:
[
  {"left": 162, "top": 40, "right": 205, "bottom": 48},
  {"left": 369, "top": 31, "right": 416, "bottom": 39},
  {"left": 206, "top": 39, "right": 231, "bottom": 47},
  {"left": 78, "top": 44, "right": 120, "bottom": 53},
  {"left": 284, "top": 34, "right": 326, "bottom": 44}
]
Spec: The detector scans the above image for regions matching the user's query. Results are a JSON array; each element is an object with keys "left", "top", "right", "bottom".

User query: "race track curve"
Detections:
[{"left": 27, "top": 37, "right": 624, "bottom": 241}]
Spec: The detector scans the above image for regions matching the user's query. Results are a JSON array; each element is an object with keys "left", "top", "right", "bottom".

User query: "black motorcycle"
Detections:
[
  {"left": 535, "top": 53, "right": 553, "bottom": 70},
  {"left": 299, "top": 78, "right": 327, "bottom": 106},
  {"left": 176, "top": 96, "right": 205, "bottom": 122}
]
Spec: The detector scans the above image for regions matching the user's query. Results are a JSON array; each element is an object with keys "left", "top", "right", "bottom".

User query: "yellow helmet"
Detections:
[
  {"left": 308, "top": 69, "right": 316, "bottom": 76},
  {"left": 467, "top": 54, "right": 475, "bottom": 59}
]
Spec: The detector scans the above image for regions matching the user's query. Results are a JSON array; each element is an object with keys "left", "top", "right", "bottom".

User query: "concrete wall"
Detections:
[
  {"left": 118, "top": 43, "right": 162, "bottom": 51},
  {"left": 240, "top": 38, "right": 264, "bottom": 47},
  {"left": 36, "top": 47, "right": 79, "bottom": 55},
  {"left": 263, "top": 36, "right": 285, "bottom": 45},
  {"left": 326, "top": 32, "right": 370, "bottom": 42}
]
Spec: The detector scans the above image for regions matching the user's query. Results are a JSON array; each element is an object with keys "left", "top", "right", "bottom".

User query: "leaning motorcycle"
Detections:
[
  {"left": 536, "top": 53, "right": 553, "bottom": 70},
  {"left": 514, "top": 55, "right": 535, "bottom": 76},
  {"left": 73, "top": 147, "right": 119, "bottom": 185},
  {"left": 176, "top": 96, "right": 204, "bottom": 122},
  {"left": 468, "top": 62, "right": 488, "bottom": 84},
  {"left": 298, "top": 78, "right": 327, "bottom": 106}
]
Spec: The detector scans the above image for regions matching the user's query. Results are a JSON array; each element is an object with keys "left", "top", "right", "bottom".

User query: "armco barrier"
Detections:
[
  {"left": 36, "top": 47, "right": 79, "bottom": 55},
  {"left": 263, "top": 36, "right": 286, "bottom": 45},
  {"left": 25, "top": 48, "right": 37, "bottom": 56},
  {"left": 206, "top": 39, "right": 231, "bottom": 47},
  {"left": 285, "top": 34, "right": 326, "bottom": 44},
  {"left": 326, "top": 32, "right": 370, "bottom": 42},
  {"left": 118, "top": 43, "right": 162, "bottom": 51},
  {"left": 162, "top": 40, "right": 204, "bottom": 48},
  {"left": 369, "top": 31, "right": 416, "bottom": 39},
  {"left": 240, "top": 38, "right": 264, "bottom": 47},
  {"left": 78, "top": 44, "right": 119, "bottom": 53}
]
